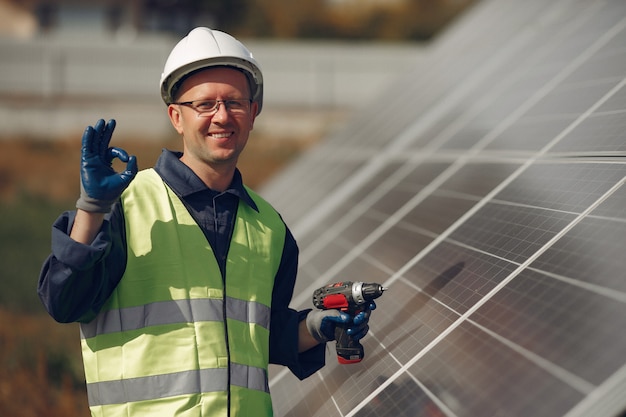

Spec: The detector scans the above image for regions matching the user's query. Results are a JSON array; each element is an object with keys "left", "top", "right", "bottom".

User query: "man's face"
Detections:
[{"left": 168, "top": 67, "right": 258, "bottom": 174}]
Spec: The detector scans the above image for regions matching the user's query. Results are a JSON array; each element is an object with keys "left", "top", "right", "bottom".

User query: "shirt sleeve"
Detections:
[
  {"left": 269, "top": 226, "right": 326, "bottom": 379},
  {"left": 37, "top": 203, "right": 127, "bottom": 323}
]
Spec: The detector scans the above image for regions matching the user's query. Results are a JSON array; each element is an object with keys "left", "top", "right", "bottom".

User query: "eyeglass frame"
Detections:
[{"left": 172, "top": 98, "right": 253, "bottom": 117}]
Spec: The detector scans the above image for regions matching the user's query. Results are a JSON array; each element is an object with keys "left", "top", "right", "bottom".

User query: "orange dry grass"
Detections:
[
  {"left": 0, "top": 309, "right": 87, "bottom": 417},
  {"left": 0, "top": 133, "right": 311, "bottom": 204},
  {"left": 0, "top": 137, "right": 177, "bottom": 204}
]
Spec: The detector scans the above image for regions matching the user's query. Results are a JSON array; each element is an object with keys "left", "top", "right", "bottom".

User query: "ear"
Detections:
[
  {"left": 248, "top": 102, "right": 259, "bottom": 130},
  {"left": 168, "top": 104, "right": 184, "bottom": 135}
]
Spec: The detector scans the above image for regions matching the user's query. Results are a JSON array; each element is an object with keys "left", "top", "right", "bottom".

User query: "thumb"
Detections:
[
  {"left": 120, "top": 155, "right": 138, "bottom": 185},
  {"left": 109, "top": 146, "right": 130, "bottom": 164},
  {"left": 325, "top": 310, "right": 351, "bottom": 324}
]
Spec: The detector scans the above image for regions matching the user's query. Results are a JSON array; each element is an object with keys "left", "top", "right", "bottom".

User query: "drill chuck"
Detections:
[{"left": 356, "top": 282, "right": 386, "bottom": 304}]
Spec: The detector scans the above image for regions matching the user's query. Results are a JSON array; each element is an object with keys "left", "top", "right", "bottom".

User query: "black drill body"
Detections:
[{"left": 312, "top": 281, "right": 386, "bottom": 364}]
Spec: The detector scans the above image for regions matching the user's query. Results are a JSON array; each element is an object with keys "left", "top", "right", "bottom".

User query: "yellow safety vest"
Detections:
[{"left": 80, "top": 169, "right": 286, "bottom": 417}]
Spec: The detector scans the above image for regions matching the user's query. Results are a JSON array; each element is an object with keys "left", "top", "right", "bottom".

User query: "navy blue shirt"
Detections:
[{"left": 38, "top": 149, "right": 324, "bottom": 379}]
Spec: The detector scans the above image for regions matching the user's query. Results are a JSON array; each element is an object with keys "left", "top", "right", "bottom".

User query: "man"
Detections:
[{"left": 38, "top": 27, "right": 374, "bottom": 417}]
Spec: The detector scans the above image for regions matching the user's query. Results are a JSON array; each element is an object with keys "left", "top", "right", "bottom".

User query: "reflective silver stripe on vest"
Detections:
[
  {"left": 87, "top": 365, "right": 269, "bottom": 406},
  {"left": 231, "top": 362, "right": 270, "bottom": 393},
  {"left": 80, "top": 297, "right": 271, "bottom": 339},
  {"left": 226, "top": 297, "right": 271, "bottom": 329}
]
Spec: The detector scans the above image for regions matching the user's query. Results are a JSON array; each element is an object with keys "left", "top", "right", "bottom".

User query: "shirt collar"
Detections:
[{"left": 154, "top": 149, "right": 258, "bottom": 211}]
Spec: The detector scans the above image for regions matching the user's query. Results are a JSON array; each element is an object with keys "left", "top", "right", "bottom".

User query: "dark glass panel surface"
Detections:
[
  {"left": 408, "top": 322, "right": 584, "bottom": 417},
  {"left": 472, "top": 268, "right": 626, "bottom": 385},
  {"left": 450, "top": 203, "right": 576, "bottom": 264}
]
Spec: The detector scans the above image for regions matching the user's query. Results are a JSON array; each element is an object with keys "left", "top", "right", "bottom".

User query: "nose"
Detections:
[{"left": 211, "top": 101, "right": 230, "bottom": 122}]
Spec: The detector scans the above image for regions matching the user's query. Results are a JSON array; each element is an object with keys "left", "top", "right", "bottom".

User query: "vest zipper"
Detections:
[
  {"left": 223, "top": 290, "right": 231, "bottom": 417},
  {"left": 218, "top": 195, "right": 237, "bottom": 417}
]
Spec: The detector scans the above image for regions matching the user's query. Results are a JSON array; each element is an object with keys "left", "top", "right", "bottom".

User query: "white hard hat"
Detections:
[{"left": 160, "top": 27, "right": 264, "bottom": 114}]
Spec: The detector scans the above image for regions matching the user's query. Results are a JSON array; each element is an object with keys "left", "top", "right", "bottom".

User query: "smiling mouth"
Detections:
[{"left": 209, "top": 132, "right": 232, "bottom": 139}]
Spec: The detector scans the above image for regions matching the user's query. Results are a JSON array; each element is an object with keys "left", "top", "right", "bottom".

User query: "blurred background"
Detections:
[{"left": 0, "top": 0, "right": 475, "bottom": 415}]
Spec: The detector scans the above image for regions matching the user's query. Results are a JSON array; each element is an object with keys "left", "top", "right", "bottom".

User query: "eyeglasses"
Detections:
[{"left": 173, "top": 99, "right": 252, "bottom": 117}]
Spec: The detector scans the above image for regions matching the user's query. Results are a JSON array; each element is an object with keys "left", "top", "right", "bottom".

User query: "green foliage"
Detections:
[{"left": 0, "top": 193, "right": 68, "bottom": 313}]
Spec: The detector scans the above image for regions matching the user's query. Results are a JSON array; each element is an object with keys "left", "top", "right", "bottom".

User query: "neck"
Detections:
[{"left": 180, "top": 155, "right": 235, "bottom": 192}]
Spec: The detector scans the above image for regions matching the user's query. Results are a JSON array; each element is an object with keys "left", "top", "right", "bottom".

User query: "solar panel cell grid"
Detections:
[
  {"left": 409, "top": 322, "right": 585, "bottom": 417},
  {"left": 402, "top": 194, "right": 479, "bottom": 235},
  {"left": 589, "top": 183, "right": 626, "bottom": 218},
  {"left": 363, "top": 224, "right": 433, "bottom": 272},
  {"left": 449, "top": 203, "right": 576, "bottom": 264},
  {"left": 529, "top": 214, "right": 626, "bottom": 291},
  {"left": 471, "top": 270, "right": 626, "bottom": 386},
  {"left": 553, "top": 111, "right": 626, "bottom": 153},
  {"left": 486, "top": 116, "right": 580, "bottom": 151},
  {"left": 492, "top": 163, "right": 625, "bottom": 212},
  {"left": 372, "top": 276, "right": 460, "bottom": 358},
  {"left": 263, "top": 0, "right": 626, "bottom": 415},
  {"left": 403, "top": 242, "right": 517, "bottom": 314},
  {"left": 352, "top": 377, "right": 437, "bottom": 417},
  {"left": 367, "top": 163, "right": 452, "bottom": 214}
]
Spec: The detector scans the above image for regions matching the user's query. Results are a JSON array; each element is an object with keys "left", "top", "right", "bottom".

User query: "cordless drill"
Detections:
[{"left": 312, "top": 281, "right": 386, "bottom": 364}]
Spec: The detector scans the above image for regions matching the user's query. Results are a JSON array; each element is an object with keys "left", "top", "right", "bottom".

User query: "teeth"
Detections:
[{"left": 210, "top": 133, "right": 231, "bottom": 139}]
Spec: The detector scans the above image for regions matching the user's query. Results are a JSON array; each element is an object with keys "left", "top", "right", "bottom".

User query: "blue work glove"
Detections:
[
  {"left": 346, "top": 301, "right": 376, "bottom": 342},
  {"left": 306, "top": 302, "right": 377, "bottom": 344},
  {"left": 76, "top": 119, "right": 138, "bottom": 213}
]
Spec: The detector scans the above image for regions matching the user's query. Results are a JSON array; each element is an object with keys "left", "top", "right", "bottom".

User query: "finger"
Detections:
[
  {"left": 109, "top": 147, "right": 130, "bottom": 163},
  {"left": 97, "top": 119, "right": 115, "bottom": 158},
  {"left": 93, "top": 119, "right": 106, "bottom": 143},
  {"left": 120, "top": 156, "right": 139, "bottom": 185},
  {"left": 353, "top": 312, "right": 364, "bottom": 325},
  {"left": 102, "top": 119, "right": 116, "bottom": 146},
  {"left": 325, "top": 311, "right": 351, "bottom": 324},
  {"left": 90, "top": 119, "right": 106, "bottom": 158},
  {"left": 353, "top": 309, "right": 371, "bottom": 325},
  {"left": 93, "top": 118, "right": 106, "bottom": 133},
  {"left": 339, "top": 311, "right": 352, "bottom": 323},
  {"left": 347, "top": 324, "right": 369, "bottom": 340},
  {"left": 125, "top": 155, "right": 138, "bottom": 176},
  {"left": 81, "top": 125, "right": 95, "bottom": 156}
]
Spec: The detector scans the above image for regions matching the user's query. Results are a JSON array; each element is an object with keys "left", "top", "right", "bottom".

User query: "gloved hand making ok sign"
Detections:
[{"left": 76, "top": 119, "right": 138, "bottom": 213}]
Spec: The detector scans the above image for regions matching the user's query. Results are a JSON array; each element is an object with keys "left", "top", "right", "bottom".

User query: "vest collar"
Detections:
[{"left": 154, "top": 149, "right": 258, "bottom": 211}]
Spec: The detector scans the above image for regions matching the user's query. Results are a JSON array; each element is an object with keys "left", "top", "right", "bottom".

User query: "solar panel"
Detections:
[{"left": 260, "top": 0, "right": 626, "bottom": 416}]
